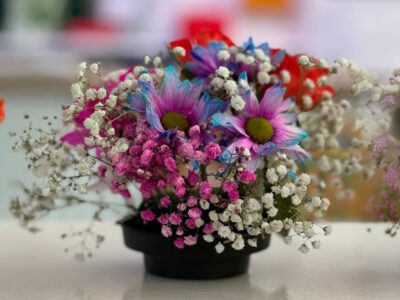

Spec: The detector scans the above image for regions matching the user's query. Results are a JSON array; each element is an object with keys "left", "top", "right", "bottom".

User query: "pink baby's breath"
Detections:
[
  {"left": 140, "top": 209, "right": 155, "bottom": 222},
  {"left": 160, "top": 195, "right": 171, "bottom": 208},
  {"left": 174, "top": 238, "right": 185, "bottom": 249},
  {"left": 184, "top": 235, "right": 198, "bottom": 246},
  {"left": 188, "top": 207, "right": 202, "bottom": 219},
  {"left": 239, "top": 170, "right": 257, "bottom": 184},
  {"left": 205, "top": 142, "right": 221, "bottom": 160},
  {"left": 169, "top": 212, "right": 182, "bottom": 225},
  {"left": 161, "top": 225, "right": 172, "bottom": 237},
  {"left": 199, "top": 181, "right": 212, "bottom": 200}
]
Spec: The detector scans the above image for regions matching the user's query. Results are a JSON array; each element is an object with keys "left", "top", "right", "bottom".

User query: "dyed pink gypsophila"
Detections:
[
  {"left": 384, "top": 165, "right": 400, "bottom": 193},
  {"left": 161, "top": 225, "right": 172, "bottom": 237},
  {"left": 188, "top": 207, "right": 202, "bottom": 219},
  {"left": 160, "top": 195, "right": 171, "bottom": 208},
  {"left": 204, "top": 142, "right": 222, "bottom": 160},
  {"left": 164, "top": 157, "right": 177, "bottom": 172},
  {"left": 185, "top": 218, "right": 196, "bottom": 229},
  {"left": 222, "top": 181, "right": 238, "bottom": 192},
  {"left": 240, "top": 170, "right": 257, "bottom": 184},
  {"left": 140, "top": 209, "right": 156, "bottom": 222},
  {"left": 177, "top": 143, "right": 194, "bottom": 158},
  {"left": 184, "top": 235, "right": 198, "bottom": 246},
  {"left": 187, "top": 171, "right": 199, "bottom": 186},
  {"left": 186, "top": 196, "right": 198, "bottom": 207},
  {"left": 169, "top": 212, "right": 182, "bottom": 225},
  {"left": 203, "top": 223, "right": 215, "bottom": 234},
  {"left": 174, "top": 238, "right": 185, "bottom": 249},
  {"left": 199, "top": 181, "right": 213, "bottom": 200},
  {"left": 157, "top": 214, "right": 169, "bottom": 225},
  {"left": 371, "top": 137, "right": 388, "bottom": 160}
]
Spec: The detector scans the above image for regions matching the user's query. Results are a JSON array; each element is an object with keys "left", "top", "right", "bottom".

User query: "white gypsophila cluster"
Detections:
[
  {"left": 230, "top": 95, "right": 246, "bottom": 111},
  {"left": 10, "top": 120, "right": 135, "bottom": 261},
  {"left": 299, "top": 98, "right": 350, "bottom": 152},
  {"left": 330, "top": 59, "right": 391, "bottom": 138},
  {"left": 9, "top": 62, "right": 147, "bottom": 260},
  {"left": 204, "top": 152, "right": 330, "bottom": 254},
  {"left": 172, "top": 46, "right": 186, "bottom": 57},
  {"left": 295, "top": 58, "right": 396, "bottom": 202},
  {"left": 208, "top": 44, "right": 278, "bottom": 101}
]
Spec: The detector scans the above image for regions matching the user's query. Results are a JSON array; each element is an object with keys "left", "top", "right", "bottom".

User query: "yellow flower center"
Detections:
[
  {"left": 161, "top": 112, "right": 190, "bottom": 131},
  {"left": 245, "top": 117, "right": 274, "bottom": 144}
]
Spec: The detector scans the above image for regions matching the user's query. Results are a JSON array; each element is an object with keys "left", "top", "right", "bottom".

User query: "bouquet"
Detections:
[{"left": 9, "top": 30, "right": 343, "bottom": 261}]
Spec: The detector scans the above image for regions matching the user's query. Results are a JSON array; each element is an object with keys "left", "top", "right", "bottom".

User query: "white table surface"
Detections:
[{"left": 0, "top": 221, "right": 399, "bottom": 300}]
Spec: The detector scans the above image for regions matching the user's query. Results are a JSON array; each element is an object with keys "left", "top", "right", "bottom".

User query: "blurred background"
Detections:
[{"left": 1, "top": 0, "right": 399, "bottom": 220}]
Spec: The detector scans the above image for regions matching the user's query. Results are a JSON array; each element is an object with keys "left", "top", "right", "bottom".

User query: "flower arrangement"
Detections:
[
  {"left": 15, "top": 30, "right": 382, "bottom": 262},
  {"left": 14, "top": 29, "right": 400, "bottom": 275}
]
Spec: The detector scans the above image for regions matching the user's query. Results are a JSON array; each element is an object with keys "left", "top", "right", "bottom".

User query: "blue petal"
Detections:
[
  {"left": 272, "top": 49, "right": 286, "bottom": 65},
  {"left": 204, "top": 92, "right": 228, "bottom": 116},
  {"left": 211, "top": 113, "right": 247, "bottom": 136},
  {"left": 190, "top": 159, "right": 200, "bottom": 170},
  {"left": 258, "top": 43, "right": 270, "bottom": 55},
  {"left": 288, "top": 170, "right": 297, "bottom": 180},
  {"left": 161, "top": 65, "right": 180, "bottom": 98},
  {"left": 218, "top": 149, "right": 238, "bottom": 164},
  {"left": 243, "top": 37, "right": 255, "bottom": 52},
  {"left": 190, "top": 45, "right": 210, "bottom": 64},
  {"left": 164, "top": 65, "right": 179, "bottom": 82},
  {"left": 145, "top": 103, "right": 164, "bottom": 132},
  {"left": 208, "top": 41, "right": 226, "bottom": 58},
  {"left": 127, "top": 93, "right": 145, "bottom": 111},
  {"left": 239, "top": 71, "right": 248, "bottom": 82}
]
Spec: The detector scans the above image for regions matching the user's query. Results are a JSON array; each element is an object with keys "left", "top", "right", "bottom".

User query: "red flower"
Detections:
[
  {"left": 169, "top": 29, "right": 234, "bottom": 65},
  {"left": 271, "top": 52, "right": 334, "bottom": 111},
  {"left": 0, "top": 99, "right": 5, "bottom": 123}
]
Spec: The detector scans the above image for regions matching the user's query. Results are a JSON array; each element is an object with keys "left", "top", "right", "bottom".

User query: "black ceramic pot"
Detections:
[{"left": 121, "top": 216, "right": 271, "bottom": 279}]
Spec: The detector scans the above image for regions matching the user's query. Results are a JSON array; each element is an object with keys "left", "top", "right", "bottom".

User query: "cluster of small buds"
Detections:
[
  {"left": 198, "top": 152, "right": 331, "bottom": 254},
  {"left": 333, "top": 59, "right": 376, "bottom": 97},
  {"left": 9, "top": 114, "right": 137, "bottom": 259},
  {"left": 219, "top": 44, "right": 274, "bottom": 86},
  {"left": 208, "top": 43, "right": 277, "bottom": 106},
  {"left": 10, "top": 44, "right": 335, "bottom": 259},
  {"left": 210, "top": 66, "right": 240, "bottom": 104},
  {"left": 294, "top": 59, "right": 389, "bottom": 202},
  {"left": 366, "top": 136, "right": 400, "bottom": 236},
  {"left": 300, "top": 98, "right": 351, "bottom": 152}
]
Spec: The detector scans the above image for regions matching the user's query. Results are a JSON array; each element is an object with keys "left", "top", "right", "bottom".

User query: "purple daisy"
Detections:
[
  {"left": 236, "top": 37, "right": 285, "bottom": 80},
  {"left": 211, "top": 73, "right": 309, "bottom": 170},
  {"left": 186, "top": 41, "right": 227, "bottom": 78},
  {"left": 133, "top": 65, "right": 226, "bottom": 133}
]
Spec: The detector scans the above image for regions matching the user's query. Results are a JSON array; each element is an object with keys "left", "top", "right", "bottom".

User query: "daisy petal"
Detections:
[
  {"left": 271, "top": 121, "right": 308, "bottom": 147},
  {"left": 127, "top": 93, "right": 146, "bottom": 111},
  {"left": 146, "top": 102, "right": 164, "bottom": 132},
  {"left": 219, "top": 137, "right": 253, "bottom": 163},
  {"left": 259, "top": 83, "right": 289, "bottom": 120},
  {"left": 211, "top": 113, "right": 248, "bottom": 136},
  {"left": 275, "top": 144, "right": 311, "bottom": 163}
]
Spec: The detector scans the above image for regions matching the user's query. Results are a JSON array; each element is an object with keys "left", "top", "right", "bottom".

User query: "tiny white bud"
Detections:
[
  {"left": 230, "top": 95, "right": 245, "bottom": 111},
  {"left": 217, "top": 50, "right": 230, "bottom": 61},
  {"left": 299, "top": 244, "right": 309, "bottom": 254},
  {"left": 216, "top": 66, "right": 231, "bottom": 79},
  {"left": 173, "top": 46, "right": 186, "bottom": 57},
  {"left": 215, "top": 242, "right": 225, "bottom": 253},
  {"left": 257, "top": 72, "right": 271, "bottom": 84},
  {"left": 298, "top": 55, "right": 310, "bottom": 66},
  {"left": 90, "top": 63, "right": 99, "bottom": 74}
]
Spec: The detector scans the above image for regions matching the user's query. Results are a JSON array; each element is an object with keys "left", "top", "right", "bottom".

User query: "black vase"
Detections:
[{"left": 120, "top": 216, "right": 271, "bottom": 279}]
